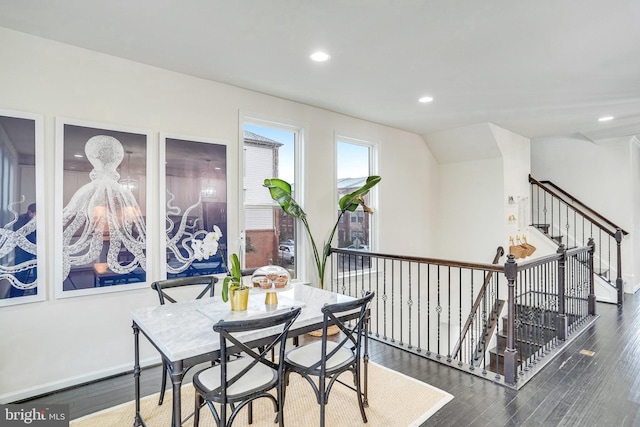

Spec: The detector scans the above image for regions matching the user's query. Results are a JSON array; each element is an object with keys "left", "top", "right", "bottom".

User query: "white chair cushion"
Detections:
[
  {"left": 197, "top": 357, "right": 277, "bottom": 397},
  {"left": 285, "top": 341, "right": 355, "bottom": 372}
]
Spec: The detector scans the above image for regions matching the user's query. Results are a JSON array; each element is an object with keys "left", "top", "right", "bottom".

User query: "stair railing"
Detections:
[
  {"left": 328, "top": 247, "right": 504, "bottom": 378},
  {"left": 328, "top": 243, "right": 597, "bottom": 388},
  {"left": 534, "top": 177, "right": 628, "bottom": 234},
  {"left": 502, "top": 241, "right": 596, "bottom": 385},
  {"left": 452, "top": 246, "right": 504, "bottom": 362},
  {"left": 529, "top": 175, "right": 626, "bottom": 306}
]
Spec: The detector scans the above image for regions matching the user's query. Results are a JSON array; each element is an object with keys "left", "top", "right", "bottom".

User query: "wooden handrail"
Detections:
[
  {"left": 452, "top": 246, "right": 505, "bottom": 359},
  {"left": 529, "top": 175, "right": 628, "bottom": 237},
  {"left": 330, "top": 248, "right": 504, "bottom": 272}
]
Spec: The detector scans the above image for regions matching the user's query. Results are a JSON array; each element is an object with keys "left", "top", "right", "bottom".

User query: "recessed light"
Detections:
[
  {"left": 598, "top": 116, "right": 614, "bottom": 122},
  {"left": 418, "top": 96, "right": 434, "bottom": 103},
  {"left": 310, "top": 51, "right": 330, "bottom": 62}
]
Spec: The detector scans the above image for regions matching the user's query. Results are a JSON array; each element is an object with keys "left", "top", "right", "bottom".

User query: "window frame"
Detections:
[
  {"left": 238, "top": 112, "right": 306, "bottom": 278},
  {"left": 334, "top": 134, "right": 379, "bottom": 253}
]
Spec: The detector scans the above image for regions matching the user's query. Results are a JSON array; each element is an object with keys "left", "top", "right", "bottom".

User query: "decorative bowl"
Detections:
[{"left": 251, "top": 265, "right": 290, "bottom": 291}]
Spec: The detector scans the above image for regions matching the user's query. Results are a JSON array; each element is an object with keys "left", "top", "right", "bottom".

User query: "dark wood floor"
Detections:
[{"left": 21, "top": 291, "right": 640, "bottom": 426}]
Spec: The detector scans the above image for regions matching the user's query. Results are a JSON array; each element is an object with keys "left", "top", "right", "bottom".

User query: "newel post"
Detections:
[
  {"left": 503, "top": 254, "right": 519, "bottom": 385},
  {"left": 556, "top": 244, "right": 568, "bottom": 341},
  {"left": 615, "top": 228, "right": 624, "bottom": 307},
  {"left": 588, "top": 238, "right": 597, "bottom": 316}
]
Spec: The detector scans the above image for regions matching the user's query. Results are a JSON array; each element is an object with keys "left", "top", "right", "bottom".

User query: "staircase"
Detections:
[
  {"left": 488, "top": 302, "right": 580, "bottom": 375},
  {"left": 529, "top": 175, "right": 627, "bottom": 305},
  {"left": 531, "top": 223, "right": 563, "bottom": 245}
]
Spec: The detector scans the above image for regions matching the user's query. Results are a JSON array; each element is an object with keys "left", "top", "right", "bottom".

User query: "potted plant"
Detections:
[
  {"left": 263, "top": 175, "right": 381, "bottom": 289},
  {"left": 222, "top": 253, "right": 249, "bottom": 311}
]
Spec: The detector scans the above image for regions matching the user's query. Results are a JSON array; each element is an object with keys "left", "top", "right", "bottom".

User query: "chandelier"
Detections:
[
  {"left": 201, "top": 159, "right": 217, "bottom": 201},
  {"left": 120, "top": 150, "right": 138, "bottom": 192}
]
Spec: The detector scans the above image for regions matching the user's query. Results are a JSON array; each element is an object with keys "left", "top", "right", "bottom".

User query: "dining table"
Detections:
[{"left": 131, "top": 282, "right": 369, "bottom": 427}]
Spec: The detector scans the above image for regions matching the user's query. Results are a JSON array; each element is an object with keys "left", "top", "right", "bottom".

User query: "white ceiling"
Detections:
[{"left": 1, "top": 0, "right": 640, "bottom": 141}]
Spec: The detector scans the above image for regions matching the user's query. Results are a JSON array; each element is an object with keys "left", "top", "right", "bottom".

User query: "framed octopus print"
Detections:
[
  {"left": 0, "top": 109, "right": 45, "bottom": 307},
  {"left": 159, "top": 133, "right": 228, "bottom": 280},
  {"left": 54, "top": 117, "right": 154, "bottom": 298}
]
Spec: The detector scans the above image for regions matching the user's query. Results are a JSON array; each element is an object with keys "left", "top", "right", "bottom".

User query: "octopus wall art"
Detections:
[
  {"left": 1, "top": 119, "right": 230, "bottom": 298},
  {"left": 0, "top": 111, "right": 41, "bottom": 303},
  {"left": 61, "top": 133, "right": 148, "bottom": 291},
  {"left": 59, "top": 127, "right": 227, "bottom": 294},
  {"left": 163, "top": 136, "right": 228, "bottom": 278},
  {"left": 0, "top": 198, "right": 38, "bottom": 298}
]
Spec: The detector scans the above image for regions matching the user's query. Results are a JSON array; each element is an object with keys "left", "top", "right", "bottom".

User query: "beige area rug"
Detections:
[{"left": 71, "top": 362, "right": 453, "bottom": 427}]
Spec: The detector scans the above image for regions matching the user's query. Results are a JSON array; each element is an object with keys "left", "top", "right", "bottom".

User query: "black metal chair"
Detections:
[
  {"left": 151, "top": 275, "right": 218, "bottom": 405},
  {"left": 193, "top": 307, "right": 302, "bottom": 427},
  {"left": 283, "top": 291, "right": 374, "bottom": 427}
]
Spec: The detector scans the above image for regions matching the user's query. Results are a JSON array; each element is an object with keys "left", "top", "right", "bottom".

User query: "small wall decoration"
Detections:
[
  {"left": 0, "top": 109, "right": 45, "bottom": 306},
  {"left": 55, "top": 118, "right": 152, "bottom": 298},
  {"left": 160, "top": 133, "right": 228, "bottom": 279}
]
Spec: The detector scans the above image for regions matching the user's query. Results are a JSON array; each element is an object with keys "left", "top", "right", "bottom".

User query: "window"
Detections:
[
  {"left": 242, "top": 119, "right": 301, "bottom": 277},
  {"left": 336, "top": 138, "right": 377, "bottom": 251}
]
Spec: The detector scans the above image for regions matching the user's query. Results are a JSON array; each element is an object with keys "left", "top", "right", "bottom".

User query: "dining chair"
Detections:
[
  {"left": 192, "top": 307, "right": 302, "bottom": 427},
  {"left": 283, "top": 291, "right": 374, "bottom": 427},
  {"left": 150, "top": 275, "right": 218, "bottom": 405}
]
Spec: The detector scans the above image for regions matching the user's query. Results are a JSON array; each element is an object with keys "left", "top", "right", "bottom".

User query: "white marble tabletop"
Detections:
[{"left": 131, "top": 283, "right": 355, "bottom": 362}]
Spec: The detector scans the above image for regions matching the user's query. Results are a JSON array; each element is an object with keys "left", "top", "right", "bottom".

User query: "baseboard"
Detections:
[{"left": 0, "top": 356, "right": 161, "bottom": 404}]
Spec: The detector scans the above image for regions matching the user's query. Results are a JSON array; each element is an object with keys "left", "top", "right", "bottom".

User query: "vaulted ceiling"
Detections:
[{"left": 1, "top": 0, "right": 639, "bottom": 142}]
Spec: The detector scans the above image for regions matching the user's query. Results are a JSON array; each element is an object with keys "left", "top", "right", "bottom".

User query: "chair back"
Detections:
[
  {"left": 151, "top": 275, "right": 218, "bottom": 305},
  {"left": 240, "top": 267, "right": 258, "bottom": 277},
  {"left": 317, "top": 291, "right": 375, "bottom": 372},
  {"left": 206, "top": 307, "right": 301, "bottom": 398}
]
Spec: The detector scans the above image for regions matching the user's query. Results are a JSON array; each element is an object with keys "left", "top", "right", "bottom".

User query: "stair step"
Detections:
[
  {"left": 501, "top": 315, "right": 559, "bottom": 335},
  {"left": 497, "top": 333, "right": 552, "bottom": 349},
  {"left": 488, "top": 346, "right": 522, "bottom": 375},
  {"left": 531, "top": 223, "right": 564, "bottom": 244},
  {"left": 532, "top": 223, "right": 550, "bottom": 233}
]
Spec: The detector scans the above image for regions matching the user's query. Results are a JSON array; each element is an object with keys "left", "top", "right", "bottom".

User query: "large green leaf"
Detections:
[
  {"left": 339, "top": 175, "right": 381, "bottom": 212},
  {"left": 263, "top": 178, "right": 307, "bottom": 220},
  {"left": 263, "top": 175, "right": 381, "bottom": 289}
]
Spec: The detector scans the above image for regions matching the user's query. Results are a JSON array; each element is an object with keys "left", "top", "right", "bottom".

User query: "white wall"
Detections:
[
  {"left": 0, "top": 27, "right": 438, "bottom": 401},
  {"left": 531, "top": 135, "right": 638, "bottom": 292},
  {"left": 437, "top": 158, "right": 504, "bottom": 262},
  {"left": 427, "top": 123, "right": 531, "bottom": 263},
  {"left": 492, "top": 124, "right": 533, "bottom": 254}
]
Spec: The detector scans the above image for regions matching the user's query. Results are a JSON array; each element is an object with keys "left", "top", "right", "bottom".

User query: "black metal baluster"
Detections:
[
  {"left": 398, "top": 259, "right": 403, "bottom": 346},
  {"left": 447, "top": 266, "right": 452, "bottom": 361},
  {"left": 382, "top": 258, "right": 388, "bottom": 341},
  {"left": 417, "top": 263, "right": 422, "bottom": 353},
  {"left": 406, "top": 261, "right": 412, "bottom": 349},
  {"left": 436, "top": 265, "right": 441, "bottom": 359},
  {"left": 426, "top": 263, "right": 431, "bottom": 356},
  {"left": 391, "top": 260, "right": 396, "bottom": 344},
  {"left": 373, "top": 256, "right": 380, "bottom": 338}
]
